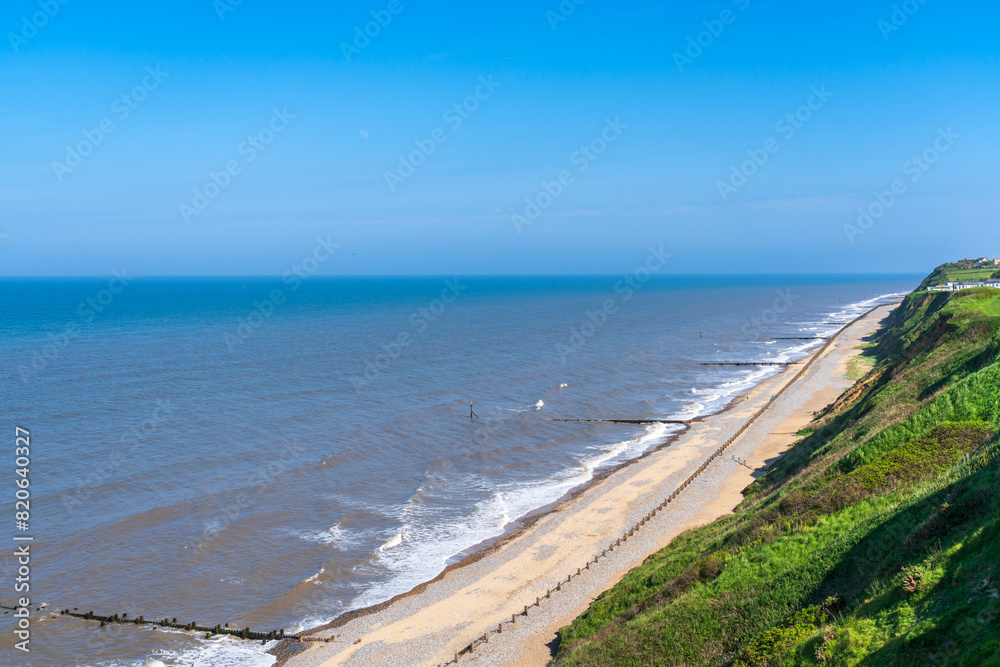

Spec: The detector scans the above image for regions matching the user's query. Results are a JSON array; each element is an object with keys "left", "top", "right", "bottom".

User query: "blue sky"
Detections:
[{"left": 1, "top": 0, "right": 998, "bottom": 275}]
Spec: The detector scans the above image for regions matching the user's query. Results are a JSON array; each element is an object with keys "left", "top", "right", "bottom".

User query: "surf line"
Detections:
[
  {"left": 549, "top": 418, "right": 695, "bottom": 424},
  {"left": 699, "top": 361, "right": 803, "bottom": 366}
]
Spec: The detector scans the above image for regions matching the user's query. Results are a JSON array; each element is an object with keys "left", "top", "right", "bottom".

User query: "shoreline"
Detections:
[
  {"left": 279, "top": 301, "right": 900, "bottom": 667},
  {"left": 270, "top": 419, "right": 698, "bottom": 663},
  {"left": 276, "top": 339, "right": 806, "bottom": 648}
]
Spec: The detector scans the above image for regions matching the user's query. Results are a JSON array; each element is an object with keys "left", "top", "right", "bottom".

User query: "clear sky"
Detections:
[{"left": 1, "top": 0, "right": 998, "bottom": 276}]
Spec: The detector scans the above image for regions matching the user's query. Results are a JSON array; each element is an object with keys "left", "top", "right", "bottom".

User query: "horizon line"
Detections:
[{"left": 0, "top": 271, "right": 929, "bottom": 279}]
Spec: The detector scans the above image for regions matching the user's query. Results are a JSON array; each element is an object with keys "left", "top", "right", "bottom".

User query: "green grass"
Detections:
[
  {"left": 946, "top": 268, "right": 995, "bottom": 282},
  {"left": 552, "top": 272, "right": 1000, "bottom": 667},
  {"left": 845, "top": 353, "right": 874, "bottom": 382},
  {"left": 956, "top": 289, "right": 1000, "bottom": 317}
]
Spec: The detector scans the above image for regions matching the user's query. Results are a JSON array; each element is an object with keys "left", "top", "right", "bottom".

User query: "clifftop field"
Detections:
[
  {"left": 553, "top": 267, "right": 1000, "bottom": 667},
  {"left": 920, "top": 262, "right": 1000, "bottom": 288}
]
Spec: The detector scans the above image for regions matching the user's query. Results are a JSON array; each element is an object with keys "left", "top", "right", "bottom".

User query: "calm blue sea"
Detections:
[{"left": 0, "top": 275, "right": 918, "bottom": 666}]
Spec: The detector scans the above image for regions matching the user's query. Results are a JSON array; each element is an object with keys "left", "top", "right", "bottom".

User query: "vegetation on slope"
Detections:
[{"left": 552, "top": 282, "right": 1000, "bottom": 667}]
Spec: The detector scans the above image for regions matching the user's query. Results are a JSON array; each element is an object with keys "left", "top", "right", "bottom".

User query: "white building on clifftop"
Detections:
[{"left": 929, "top": 280, "right": 1000, "bottom": 292}]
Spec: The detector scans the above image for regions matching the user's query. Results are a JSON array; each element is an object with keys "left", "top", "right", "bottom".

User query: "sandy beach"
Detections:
[{"left": 282, "top": 303, "right": 898, "bottom": 667}]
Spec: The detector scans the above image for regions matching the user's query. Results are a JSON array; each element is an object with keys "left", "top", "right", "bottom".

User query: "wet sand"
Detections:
[{"left": 282, "top": 303, "right": 897, "bottom": 667}]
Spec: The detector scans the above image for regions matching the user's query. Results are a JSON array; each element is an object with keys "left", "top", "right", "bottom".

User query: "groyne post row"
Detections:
[
  {"left": 437, "top": 306, "right": 882, "bottom": 666},
  {"left": 51, "top": 608, "right": 344, "bottom": 645},
  {"left": 56, "top": 609, "right": 293, "bottom": 643}
]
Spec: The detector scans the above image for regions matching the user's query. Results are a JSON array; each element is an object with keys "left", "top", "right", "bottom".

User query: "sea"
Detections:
[{"left": 0, "top": 274, "right": 919, "bottom": 666}]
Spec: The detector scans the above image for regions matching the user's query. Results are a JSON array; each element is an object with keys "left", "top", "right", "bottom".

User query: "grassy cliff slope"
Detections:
[{"left": 553, "top": 280, "right": 1000, "bottom": 667}]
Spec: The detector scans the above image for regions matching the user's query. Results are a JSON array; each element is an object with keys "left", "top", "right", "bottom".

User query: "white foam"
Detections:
[
  {"left": 672, "top": 399, "right": 706, "bottom": 420},
  {"left": 113, "top": 635, "right": 277, "bottom": 667},
  {"left": 323, "top": 422, "right": 679, "bottom": 622},
  {"left": 377, "top": 532, "right": 403, "bottom": 552},
  {"left": 303, "top": 567, "right": 325, "bottom": 584},
  {"left": 298, "top": 523, "right": 362, "bottom": 550},
  {"left": 169, "top": 638, "right": 276, "bottom": 667},
  {"left": 494, "top": 492, "right": 512, "bottom": 527}
]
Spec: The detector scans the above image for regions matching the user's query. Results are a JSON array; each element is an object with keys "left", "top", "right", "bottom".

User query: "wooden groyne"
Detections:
[
  {"left": 59, "top": 608, "right": 288, "bottom": 642},
  {"left": 1, "top": 603, "right": 346, "bottom": 649},
  {"left": 46, "top": 608, "right": 335, "bottom": 644}
]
